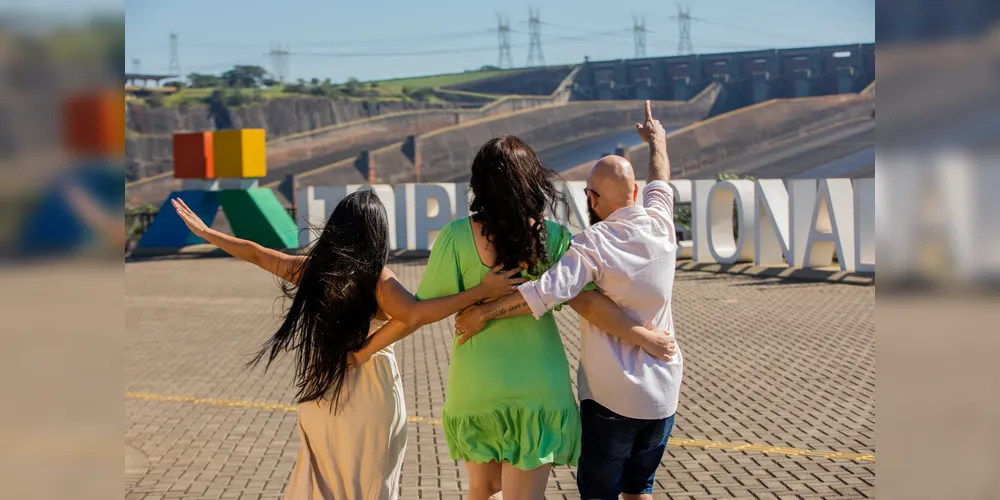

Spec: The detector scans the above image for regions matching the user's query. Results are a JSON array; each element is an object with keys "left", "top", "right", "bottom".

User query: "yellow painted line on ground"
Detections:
[
  {"left": 126, "top": 392, "right": 872, "bottom": 462},
  {"left": 126, "top": 392, "right": 442, "bottom": 425}
]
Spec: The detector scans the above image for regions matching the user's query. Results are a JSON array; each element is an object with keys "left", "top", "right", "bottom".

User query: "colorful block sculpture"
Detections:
[
  {"left": 137, "top": 191, "right": 221, "bottom": 248},
  {"left": 135, "top": 128, "right": 298, "bottom": 251},
  {"left": 173, "top": 132, "right": 215, "bottom": 179},
  {"left": 63, "top": 90, "right": 125, "bottom": 157},
  {"left": 217, "top": 189, "right": 299, "bottom": 249},
  {"left": 213, "top": 129, "right": 266, "bottom": 178}
]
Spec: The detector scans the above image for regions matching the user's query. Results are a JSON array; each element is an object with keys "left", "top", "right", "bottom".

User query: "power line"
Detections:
[
  {"left": 175, "top": 29, "right": 497, "bottom": 50},
  {"left": 297, "top": 29, "right": 496, "bottom": 47},
  {"left": 285, "top": 32, "right": 632, "bottom": 59},
  {"left": 540, "top": 22, "right": 628, "bottom": 36},
  {"left": 632, "top": 13, "right": 648, "bottom": 58},
  {"left": 496, "top": 12, "right": 513, "bottom": 69},
  {"left": 526, "top": 6, "right": 544, "bottom": 67},
  {"left": 290, "top": 45, "right": 499, "bottom": 58},
  {"left": 168, "top": 32, "right": 181, "bottom": 76},
  {"left": 690, "top": 17, "right": 823, "bottom": 44}
]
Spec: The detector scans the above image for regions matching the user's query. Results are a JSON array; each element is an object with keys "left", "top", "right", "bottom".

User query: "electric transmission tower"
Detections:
[
  {"left": 632, "top": 14, "right": 648, "bottom": 58},
  {"left": 269, "top": 44, "right": 290, "bottom": 82},
  {"left": 674, "top": 2, "right": 694, "bottom": 55},
  {"left": 131, "top": 58, "right": 141, "bottom": 74},
  {"left": 527, "top": 6, "right": 544, "bottom": 67},
  {"left": 496, "top": 12, "right": 513, "bottom": 69},
  {"left": 168, "top": 32, "right": 181, "bottom": 76}
]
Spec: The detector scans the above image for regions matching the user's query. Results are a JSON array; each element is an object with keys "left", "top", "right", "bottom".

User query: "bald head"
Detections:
[{"left": 585, "top": 155, "right": 639, "bottom": 223}]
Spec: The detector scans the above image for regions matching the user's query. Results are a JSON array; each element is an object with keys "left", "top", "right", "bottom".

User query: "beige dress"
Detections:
[{"left": 284, "top": 318, "right": 408, "bottom": 500}]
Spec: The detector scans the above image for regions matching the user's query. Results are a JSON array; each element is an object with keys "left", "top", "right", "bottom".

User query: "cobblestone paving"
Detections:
[{"left": 125, "top": 257, "right": 875, "bottom": 499}]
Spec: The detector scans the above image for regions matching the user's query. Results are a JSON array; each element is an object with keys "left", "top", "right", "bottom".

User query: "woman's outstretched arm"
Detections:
[
  {"left": 375, "top": 266, "right": 524, "bottom": 328},
  {"left": 349, "top": 318, "right": 415, "bottom": 368},
  {"left": 172, "top": 198, "right": 304, "bottom": 284}
]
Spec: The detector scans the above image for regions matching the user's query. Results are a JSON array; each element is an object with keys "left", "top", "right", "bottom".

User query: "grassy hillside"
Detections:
[
  {"left": 369, "top": 69, "right": 525, "bottom": 93},
  {"left": 145, "top": 68, "right": 533, "bottom": 108}
]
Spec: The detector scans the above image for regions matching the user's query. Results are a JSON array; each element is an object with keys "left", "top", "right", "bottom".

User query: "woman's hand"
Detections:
[
  {"left": 171, "top": 198, "right": 210, "bottom": 237},
  {"left": 348, "top": 337, "right": 376, "bottom": 370},
  {"left": 476, "top": 264, "right": 526, "bottom": 300},
  {"left": 637, "top": 328, "right": 677, "bottom": 361},
  {"left": 347, "top": 348, "right": 373, "bottom": 370},
  {"left": 454, "top": 305, "right": 487, "bottom": 344}
]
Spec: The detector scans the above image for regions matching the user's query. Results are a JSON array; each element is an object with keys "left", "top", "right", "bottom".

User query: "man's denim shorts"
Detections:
[{"left": 577, "top": 399, "right": 676, "bottom": 499}]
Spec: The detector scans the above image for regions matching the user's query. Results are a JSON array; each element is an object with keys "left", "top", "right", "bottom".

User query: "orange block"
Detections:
[
  {"left": 173, "top": 132, "right": 215, "bottom": 179},
  {"left": 63, "top": 90, "right": 125, "bottom": 156}
]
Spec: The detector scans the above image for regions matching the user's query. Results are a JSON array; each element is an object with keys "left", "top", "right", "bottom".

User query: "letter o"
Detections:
[{"left": 707, "top": 179, "right": 756, "bottom": 264}]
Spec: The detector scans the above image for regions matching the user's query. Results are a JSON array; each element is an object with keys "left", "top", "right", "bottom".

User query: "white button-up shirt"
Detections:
[{"left": 518, "top": 180, "right": 682, "bottom": 420}]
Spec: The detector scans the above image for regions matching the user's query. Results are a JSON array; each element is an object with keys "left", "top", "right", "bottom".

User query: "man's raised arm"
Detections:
[{"left": 635, "top": 100, "right": 670, "bottom": 183}]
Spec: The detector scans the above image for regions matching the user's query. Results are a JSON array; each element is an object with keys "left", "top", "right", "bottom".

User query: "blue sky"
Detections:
[{"left": 125, "top": 0, "right": 874, "bottom": 82}]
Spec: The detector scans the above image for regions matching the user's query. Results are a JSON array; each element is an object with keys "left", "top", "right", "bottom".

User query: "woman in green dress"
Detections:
[{"left": 352, "top": 136, "right": 659, "bottom": 499}]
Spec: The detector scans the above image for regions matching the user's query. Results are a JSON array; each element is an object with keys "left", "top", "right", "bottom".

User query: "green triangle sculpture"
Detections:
[{"left": 218, "top": 188, "right": 299, "bottom": 249}]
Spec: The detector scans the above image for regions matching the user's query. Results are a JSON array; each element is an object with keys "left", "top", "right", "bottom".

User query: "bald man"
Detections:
[{"left": 456, "top": 101, "right": 682, "bottom": 500}]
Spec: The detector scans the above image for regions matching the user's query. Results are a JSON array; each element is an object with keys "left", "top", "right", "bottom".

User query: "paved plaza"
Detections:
[{"left": 125, "top": 257, "right": 875, "bottom": 499}]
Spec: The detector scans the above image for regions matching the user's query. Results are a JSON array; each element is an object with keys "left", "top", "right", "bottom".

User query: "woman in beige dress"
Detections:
[{"left": 171, "top": 190, "right": 525, "bottom": 499}]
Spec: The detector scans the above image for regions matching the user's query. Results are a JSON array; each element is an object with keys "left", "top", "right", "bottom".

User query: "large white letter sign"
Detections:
[
  {"left": 853, "top": 178, "right": 875, "bottom": 273},
  {"left": 707, "top": 179, "right": 756, "bottom": 264},
  {"left": 788, "top": 179, "right": 818, "bottom": 268},
  {"left": 296, "top": 185, "right": 345, "bottom": 247},
  {"left": 804, "top": 179, "right": 856, "bottom": 271},
  {"left": 405, "top": 183, "right": 456, "bottom": 250},
  {"left": 296, "top": 184, "right": 397, "bottom": 248},
  {"left": 754, "top": 179, "right": 791, "bottom": 266},
  {"left": 690, "top": 180, "right": 716, "bottom": 262},
  {"left": 667, "top": 179, "right": 693, "bottom": 259},
  {"left": 753, "top": 179, "right": 818, "bottom": 267}
]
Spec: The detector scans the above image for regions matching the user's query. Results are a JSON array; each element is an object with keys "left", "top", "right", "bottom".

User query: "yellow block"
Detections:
[{"left": 213, "top": 129, "right": 267, "bottom": 178}]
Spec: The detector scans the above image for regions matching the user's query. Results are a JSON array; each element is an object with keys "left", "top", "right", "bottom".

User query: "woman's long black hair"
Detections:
[
  {"left": 248, "top": 189, "right": 390, "bottom": 408},
  {"left": 469, "top": 135, "right": 566, "bottom": 275}
]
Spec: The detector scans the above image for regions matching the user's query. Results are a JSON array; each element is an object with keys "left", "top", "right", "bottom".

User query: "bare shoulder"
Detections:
[
  {"left": 380, "top": 266, "right": 397, "bottom": 281},
  {"left": 376, "top": 267, "right": 397, "bottom": 299}
]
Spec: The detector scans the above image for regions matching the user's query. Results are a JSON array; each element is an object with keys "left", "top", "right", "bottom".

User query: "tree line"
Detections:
[{"left": 150, "top": 65, "right": 435, "bottom": 107}]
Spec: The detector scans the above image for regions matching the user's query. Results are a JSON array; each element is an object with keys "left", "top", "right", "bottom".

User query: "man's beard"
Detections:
[{"left": 588, "top": 205, "right": 603, "bottom": 225}]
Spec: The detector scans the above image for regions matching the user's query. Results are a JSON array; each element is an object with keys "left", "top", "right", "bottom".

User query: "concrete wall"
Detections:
[
  {"left": 573, "top": 43, "right": 876, "bottom": 103},
  {"left": 307, "top": 83, "right": 721, "bottom": 186},
  {"left": 561, "top": 88, "right": 874, "bottom": 181},
  {"left": 126, "top": 98, "right": 452, "bottom": 135},
  {"left": 126, "top": 71, "right": 582, "bottom": 206},
  {"left": 445, "top": 66, "right": 576, "bottom": 95},
  {"left": 125, "top": 98, "right": 455, "bottom": 181}
]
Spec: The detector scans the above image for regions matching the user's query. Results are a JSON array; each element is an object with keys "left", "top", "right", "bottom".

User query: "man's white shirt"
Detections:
[{"left": 519, "top": 180, "right": 682, "bottom": 420}]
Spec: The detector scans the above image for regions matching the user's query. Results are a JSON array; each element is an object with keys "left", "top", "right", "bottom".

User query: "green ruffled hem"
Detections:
[{"left": 442, "top": 404, "right": 582, "bottom": 470}]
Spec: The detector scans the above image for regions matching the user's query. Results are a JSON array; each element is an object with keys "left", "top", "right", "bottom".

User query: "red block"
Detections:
[
  {"left": 173, "top": 132, "right": 215, "bottom": 179},
  {"left": 63, "top": 90, "right": 125, "bottom": 156}
]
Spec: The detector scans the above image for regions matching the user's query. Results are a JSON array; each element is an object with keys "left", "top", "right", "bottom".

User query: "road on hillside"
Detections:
[
  {"left": 691, "top": 120, "right": 875, "bottom": 179},
  {"left": 538, "top": 127, "right": 682, "bottom": 172}
]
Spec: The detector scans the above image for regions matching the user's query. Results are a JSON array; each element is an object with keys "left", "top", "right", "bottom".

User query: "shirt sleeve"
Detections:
[
  {"left": 643, "top": 180, "right": 676, "bottom": 243},
  {"left": 643, "top": 180, "right": 675, "bottom": 220},
  {"left": 518, "top": 229, "right": 604, "bottom": 319},
  {"left": 415, "top": 223, "right": 463, "bottom": 300}
]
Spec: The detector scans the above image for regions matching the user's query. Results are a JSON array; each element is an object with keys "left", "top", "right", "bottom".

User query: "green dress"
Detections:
[{"left": 416, "top": 217, "right": 581, "bottom": 470}]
